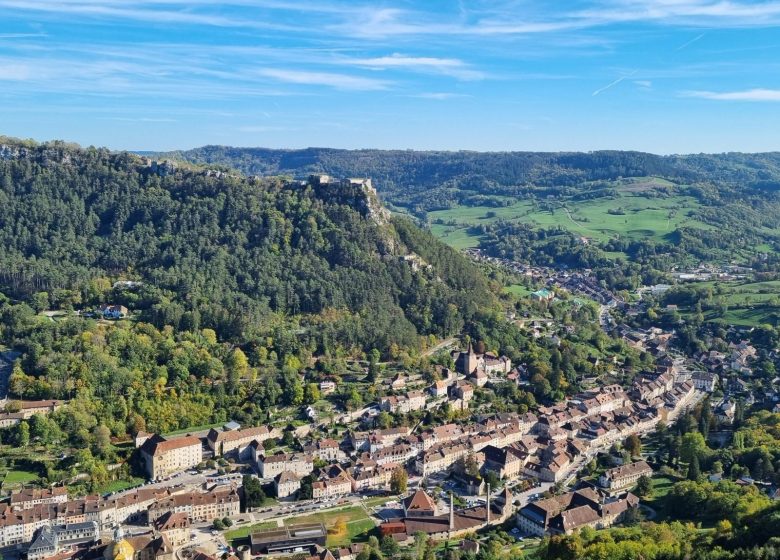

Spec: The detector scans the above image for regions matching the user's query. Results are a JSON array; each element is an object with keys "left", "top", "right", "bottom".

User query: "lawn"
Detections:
[
  {"left": 284, "top": 505, "right": 376, "bottom": 547},
  {"left": 428, "top": 223, "right": 482, "bottom": 249},
  {"left": 504, "top": 284, "right": 533, "bottom": 297},
  {"left": 642, "top": 474, "right": 679, "bottom": 521},
  {"left": 2, "top": 468, "right": 40, "bottom": 485}
]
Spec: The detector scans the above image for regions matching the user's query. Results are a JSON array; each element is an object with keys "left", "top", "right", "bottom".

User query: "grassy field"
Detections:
[
  {"left": 504, "top": 284, "right": 533, "bottom": 297},
  {"left": 683, "top": 279, "right": 780, "bottom": 327},
  {"left": 429, "top": 222, "right": 482, "bottom": 249},
  {"left": 1, "top": 468, "right": 40, "bottom": 488},
  {"left": 284, "top": 505, "right": 375, "bottom": 547},
  {"left": 427, "top": 188, "right": 711, "bottom": 252}
]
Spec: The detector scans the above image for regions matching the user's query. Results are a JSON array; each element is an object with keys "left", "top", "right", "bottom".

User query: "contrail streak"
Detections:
[
  {"left": 676, "top": 32, "right": 706, "bottom": 51},
  {"left": 592, "top": 70, "right": 637, "bottom": 96}
]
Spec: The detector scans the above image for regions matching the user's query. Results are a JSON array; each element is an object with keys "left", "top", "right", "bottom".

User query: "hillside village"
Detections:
[
  {"left": 0, "top": 286, "right": 720, "bottom": 560},
  {"left": 0, "top": 169, "right": 777, "bottom": 560}
]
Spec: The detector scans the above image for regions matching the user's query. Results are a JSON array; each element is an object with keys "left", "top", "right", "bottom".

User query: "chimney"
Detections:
[
  {"left": 449, "top": 492, "right": 455, "bottom": 532},
  {"left": 486, "top": 483, "right": 491, "bottom": 525}
]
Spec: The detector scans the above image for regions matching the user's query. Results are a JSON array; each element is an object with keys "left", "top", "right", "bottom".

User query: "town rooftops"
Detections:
[{"left": 11, "top": 486, "right": 67, "bottom": 504}]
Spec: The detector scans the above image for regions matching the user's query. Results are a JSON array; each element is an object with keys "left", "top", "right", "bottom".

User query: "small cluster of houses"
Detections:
[
  {"left": 246, "top": 370, "right": 697, "bottom": 507},
  {"left": 0, "top": 485, "right": 239, "bottom": 555}
]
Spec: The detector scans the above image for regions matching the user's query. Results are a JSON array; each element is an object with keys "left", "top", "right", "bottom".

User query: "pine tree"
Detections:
[{"left": 687, "top": 455, "right": 701, "bottom": 481}]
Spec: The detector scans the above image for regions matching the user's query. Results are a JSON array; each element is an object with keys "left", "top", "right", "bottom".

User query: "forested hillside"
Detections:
[
  {"left": 0, "top": 138, "right": 496, "bottom": 353},
  {"left": 165, "top": 146, "right": 780, "bottom": 277},
  {"left": 161, "top": 146, "right": 780, "bottom": 213}
]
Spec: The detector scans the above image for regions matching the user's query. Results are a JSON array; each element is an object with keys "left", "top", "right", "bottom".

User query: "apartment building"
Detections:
[
  {"left": 302, "top": 438, "right": 344, "bottom": 462},
  {"left": 274, "top": 472, "right": 301, "bottom": 499},
  {"left": 257, "top": 452, "right": 313, "bottom": 479},
  {"left": 148, "top": 489, "right": 240, "bottom": 523},
  {"left": 207, "top": 425, "right": 275, "bottom": 457},
  {"left": 598, "top": 461, "right": 653, "bottom": 491},
  {"left": 10, "top": 487, "right": 68, "bottom": 510},
  {"left": 139, "top": 435, "right": 203, "bottom": 480}
]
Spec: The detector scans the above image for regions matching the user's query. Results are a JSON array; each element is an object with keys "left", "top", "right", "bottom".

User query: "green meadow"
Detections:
[
  {"left": 427, "top": 189, "right": 710, "bottom": 250},
  {"left": 682, "top": 279, "right": 780, "bottom": 327}
]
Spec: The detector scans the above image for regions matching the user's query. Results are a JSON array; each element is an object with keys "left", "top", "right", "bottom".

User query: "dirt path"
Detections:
[{"left": 421, "top": 337, "right": 457, "bottom": 358}]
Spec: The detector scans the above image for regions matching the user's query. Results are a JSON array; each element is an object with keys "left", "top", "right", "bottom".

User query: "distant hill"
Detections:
[
  {"left": 157, "top": 146, "right": 780, "bottom": 213},
  {"left": 159, "top": 146, "right": 780, "bottom": 274},
  {"left": 0, "top": 138, "right": 496, "bottom": 351}
]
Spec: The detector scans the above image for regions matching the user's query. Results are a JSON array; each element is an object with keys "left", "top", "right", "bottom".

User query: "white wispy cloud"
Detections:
[
  {"left": 681, "top": 88, "right": 780, "bottom": 101},
  {"left": 634, "top": 79, "right": 652, "bottom": 88},
  {"left": 0, "top": 63, "right": 32, "bottom": 81},
  {"left": 256, "top": 68, "right": 389, "bottom": 90},
  {"left": 335, "top": 1, "right": 780, "bottom": 40},
  {"left": 0, "top": 0, "right": 298, "bottom": 30},
  {"left": 342, "top": 53, "right": 484, "bottom": 80}
]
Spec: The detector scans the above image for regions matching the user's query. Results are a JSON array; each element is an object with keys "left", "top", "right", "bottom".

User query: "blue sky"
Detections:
[{"left": 1, "top": 1, "right": 780, "bottom": 153}]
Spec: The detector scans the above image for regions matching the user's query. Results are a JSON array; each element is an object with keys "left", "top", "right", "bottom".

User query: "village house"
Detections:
[
  {"left": 389, "top": 374, "right": 407, "bottom": 390},
  {"left": 349, "top": 461, "right": 396, "bottom": 492},
  {"left": 372, "top": 443, "right": 415, "bottom": 466},
  {"left": 481, "top": 445, "right": 526, "bottom": 480},
  {"left": 430, "top": 380, "right": 449, "bottom": 398},
  {"left": 312, "top": 472, "right": 352, "bottom": 500},
  {"left": 26, "top": 521, "right": 99, "bottom": 560},
  {"left": 691, "top": 371, "right": 719, "bottom": 393},
  {"left": 452, "top": 344, "right": 511, "bottom": 376},
  {"left": 0, "top": 399, "right": 65, "bottom": 427},
  {"left": 302, "top": 438, "right": 344, "bottom": 463},
  {"left": 319, "top": 380, "right": 337, "bottom": 395},
  {"left": 153, "top": 512, "right": 190, "bottom": 547},
  {"left": 379, "top": 391, "right": 426, "bottom": 414},
  {"left": 449, "top": 381, "right": 474, "bottom": 403},
  {"left": 98, "top": 304, "right": 129, "bottom": 319}
]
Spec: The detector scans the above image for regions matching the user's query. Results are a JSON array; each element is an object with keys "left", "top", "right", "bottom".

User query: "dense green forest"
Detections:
[{"left": 0, "top": 138, "right": 495, "bottom": 354}]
